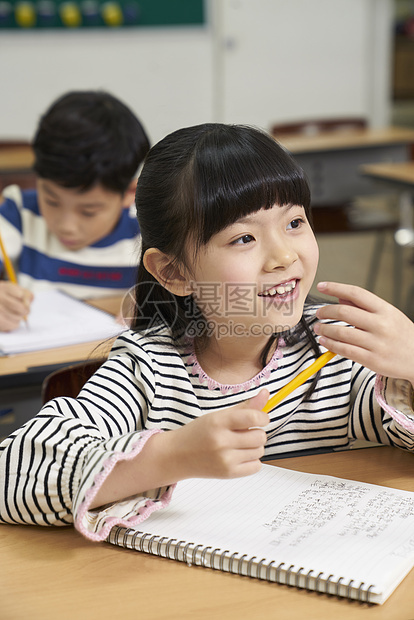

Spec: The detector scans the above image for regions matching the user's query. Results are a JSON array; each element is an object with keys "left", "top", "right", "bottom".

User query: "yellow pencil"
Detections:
[
  {"left": 0, "top": 228, "right": 18, "bottom": 284},
  {"left": 262, "top": 350, "right": 336, "bottom": 413},
  {"left": 0, "top": 228, "right": 29, "bottom": 325}
]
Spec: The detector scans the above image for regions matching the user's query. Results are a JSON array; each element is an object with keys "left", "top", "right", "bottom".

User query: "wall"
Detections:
[
  {"left": 0, "top": 26, "right": 214, "bottom": 144},
  {"left": 0, "top": 0, "right": 393, "bottom": 145},
  {"left": 214, "top": 0, "right": 393, "bottom": 129}
]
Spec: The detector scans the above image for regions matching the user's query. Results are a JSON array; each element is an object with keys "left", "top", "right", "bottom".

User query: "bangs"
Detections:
[{"left": 190, "top": 125, "right": 311, "bottom": 248}]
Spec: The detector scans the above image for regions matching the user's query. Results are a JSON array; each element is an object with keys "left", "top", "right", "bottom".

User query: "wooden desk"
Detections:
[
  {"left": 360, "top": 161, "right": 414, "bottom": 192},
  {"left": 0, "top": 144, "right": 34, "bottom": 171},
  {"left": 0, "top": 295, "right": 121, "bottom": 437},
  {"left": 360, "top": 162, "right": 414, "bottom": 246},
  {"left": 0, "top": 337, "right": 113, "bottom": 378},
  {"left": 277, "top": 126, "right": 414, "bottom": 155},
  {"left": 276, "top": 126, "right": 414, "bottom": 206},
  {"left": 0, "top": 295, "right": 121, "bottom": 378},
  {"left": 0, "top": 143, "right": 35, "bottom": 192},
  {"left": 1, "top": 446, "right": 413, "bottom": 620}
]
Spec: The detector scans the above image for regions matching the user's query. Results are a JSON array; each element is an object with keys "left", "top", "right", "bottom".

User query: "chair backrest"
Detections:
[
  {"left": 271, "top": 117, "right": 366, "bottom": 137},
  {"left": 41, "top": 358, "right": 106, "bottom": 404}
]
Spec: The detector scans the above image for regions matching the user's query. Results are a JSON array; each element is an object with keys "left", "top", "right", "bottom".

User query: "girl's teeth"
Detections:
[{"left": 263, "top": 280, "right": 296, "bottom": 296}]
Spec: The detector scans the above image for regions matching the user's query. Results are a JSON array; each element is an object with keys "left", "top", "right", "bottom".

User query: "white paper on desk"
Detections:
[{"left": 0, "top": 289, "right": 125, "bottom": 355}]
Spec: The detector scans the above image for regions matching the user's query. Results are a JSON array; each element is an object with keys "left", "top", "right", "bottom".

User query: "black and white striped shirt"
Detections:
[{"left": 1, "top": 316, "right": 413, "bottom": 541}]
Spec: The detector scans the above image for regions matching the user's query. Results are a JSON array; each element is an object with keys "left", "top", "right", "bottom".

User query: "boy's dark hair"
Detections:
[{"left": 33, "top": 90, "right": 150, "bottom": 194}]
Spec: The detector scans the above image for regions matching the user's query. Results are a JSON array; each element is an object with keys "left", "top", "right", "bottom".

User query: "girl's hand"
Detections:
[
  {"left": 314, "top": 281, "right": 414, "bottom": 387},
  {"left": 0, "top": 281, "right": 33, "bottom": 331},
  {"left": 165, "top": 389, "right": 270, "bottom": 480},
  {"left": 89, "top": 390, "right": 270, "bottom": 509}
]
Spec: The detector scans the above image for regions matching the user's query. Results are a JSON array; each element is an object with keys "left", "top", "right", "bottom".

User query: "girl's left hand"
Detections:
[{"left": 314, "top": 281, "right": 414, "bottom": 388}]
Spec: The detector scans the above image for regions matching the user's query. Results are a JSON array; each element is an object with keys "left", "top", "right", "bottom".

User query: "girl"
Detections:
[{"left": 1, "top": 124, "right": 414, "bottom": 542}]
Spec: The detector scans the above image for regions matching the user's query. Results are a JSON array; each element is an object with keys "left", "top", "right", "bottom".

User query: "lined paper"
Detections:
[
  {"left": 109, "top": 464, "right": 414, "bottom": 604},
  {"left": 0, "top": 289, "right": 124, "bottom": 354}
]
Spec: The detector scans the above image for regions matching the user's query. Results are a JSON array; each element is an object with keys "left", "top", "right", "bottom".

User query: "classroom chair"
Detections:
[
  {"left": 270, "top": 118, "right": 401, "bottom": 300},
  {"left": 41, "top": 358, "right": 106, "bottom": 404}
]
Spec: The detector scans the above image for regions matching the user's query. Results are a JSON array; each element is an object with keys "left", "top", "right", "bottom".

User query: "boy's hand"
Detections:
[
  {"left": 314, "top": 281, "right": 414, "bottom": 387},
  {"left": 0, "top": 281, "right": 33, "bottom": 331}
]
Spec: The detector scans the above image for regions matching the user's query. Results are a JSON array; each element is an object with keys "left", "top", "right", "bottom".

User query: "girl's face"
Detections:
[{"left": 187, "top": 204, "right": 319, "bottom": 337}]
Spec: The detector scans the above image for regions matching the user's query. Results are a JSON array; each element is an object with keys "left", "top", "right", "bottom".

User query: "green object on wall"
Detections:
[{"left": 0, "top": 0, "right": 205, "bottom": 29}]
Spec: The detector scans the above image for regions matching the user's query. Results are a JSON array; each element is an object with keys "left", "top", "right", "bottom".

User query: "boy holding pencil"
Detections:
[{"left": 0, "top": 90, "right": 150, "bottom": 332}]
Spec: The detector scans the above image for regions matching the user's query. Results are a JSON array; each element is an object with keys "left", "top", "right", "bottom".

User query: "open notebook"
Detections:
[
  {"left": 107, "top": 463, "right": 414, "bottom": 605},
  {"left": 0, "top": 289, "right": 125, "bottom": 355}
]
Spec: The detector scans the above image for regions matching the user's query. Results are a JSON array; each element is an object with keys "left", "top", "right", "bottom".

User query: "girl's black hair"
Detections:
[{"left": 132, "top": 123, "right": 321, "bottom": 377}]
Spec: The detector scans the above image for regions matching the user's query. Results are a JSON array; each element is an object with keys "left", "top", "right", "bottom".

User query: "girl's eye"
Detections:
[
  {"left": 232, "top": 234, "right": 255, "bottom": 245},
  {"left": 287, "top": 218, "right": 304, "bottom": 230}
]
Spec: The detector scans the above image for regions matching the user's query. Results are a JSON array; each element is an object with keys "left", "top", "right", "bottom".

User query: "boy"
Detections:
[{"left": 0, "top": 90, "right": 150, "bottom": 331}]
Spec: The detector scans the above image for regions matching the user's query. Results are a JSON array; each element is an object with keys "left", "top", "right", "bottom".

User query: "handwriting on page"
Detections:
[
  {"left": 264, "top": 479, "right": 414, "bottom": 549},
  {"left": 341, "top": 491, "right": 414, "bottom": 537}
]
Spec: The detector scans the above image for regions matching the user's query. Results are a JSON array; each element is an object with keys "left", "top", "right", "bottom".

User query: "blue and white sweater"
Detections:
[{"left": 0, "top": 185, "right": 140, "bottom": 298}]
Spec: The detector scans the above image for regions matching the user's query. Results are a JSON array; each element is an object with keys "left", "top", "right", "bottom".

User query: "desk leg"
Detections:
[
  {"left": 395, "top": 192, "right": 414, "bottom": 244},
  {"left": 394, "top": 191, "right": 414, "bottom": 317}
]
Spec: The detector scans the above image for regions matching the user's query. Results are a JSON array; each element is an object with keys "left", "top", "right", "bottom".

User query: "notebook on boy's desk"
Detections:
[
  {"left": 107, "top": 463, "right": 414, "bottom": 605},
  {"left": 0, "top": 289, "right": 125, "bottom": 355}
]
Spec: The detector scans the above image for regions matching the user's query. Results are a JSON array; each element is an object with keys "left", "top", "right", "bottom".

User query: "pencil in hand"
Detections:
[
  {"left": 0, "top": 228, "right": 30, "bottom": 326},
  {"left": 262, "top": 350, "right": 336, "bottom": 413},
  {"left": 0, "top": 229, "right": 18, "bottom": 285}
]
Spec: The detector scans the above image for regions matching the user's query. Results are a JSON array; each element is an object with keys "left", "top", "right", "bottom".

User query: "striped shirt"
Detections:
[
  {"left": 0, "top": 185, "right": 140, "bottom": 299},
  {"left": 1, "top": 316, "right": 413, "bottom": 542}
]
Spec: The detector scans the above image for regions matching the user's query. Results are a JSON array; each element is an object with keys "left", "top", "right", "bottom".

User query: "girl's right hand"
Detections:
[
  {"left": 166, "top": 389, "right": 270, "bottom": 480},
  {"left": 89, "top": 390, "right": 270, "bottom": 509},
  {"left": 0, "top": 281, "right": 33, "bottom": 331}
]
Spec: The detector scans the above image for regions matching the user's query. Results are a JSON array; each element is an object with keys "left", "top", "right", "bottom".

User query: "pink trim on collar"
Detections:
[{"left": 187, "top": 338, "right": 284, "bottom": 394}]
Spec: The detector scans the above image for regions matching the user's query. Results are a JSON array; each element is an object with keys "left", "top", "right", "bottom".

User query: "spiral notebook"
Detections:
[
  {"left": 0, "top": 289, "right": 124, "bottom": 355},
  {"left": 107, "top": 463, "right": 414, "bottom": 605}
]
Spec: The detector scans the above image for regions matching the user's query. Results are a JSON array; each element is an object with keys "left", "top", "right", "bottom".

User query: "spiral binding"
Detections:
[{"left": 108, "top": 527, "right": 376, "bottom": 603}]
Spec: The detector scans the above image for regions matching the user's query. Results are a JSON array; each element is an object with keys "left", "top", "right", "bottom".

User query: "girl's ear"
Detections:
[{"left": 143, "top": 248, "right": 189, "bottom": 297}]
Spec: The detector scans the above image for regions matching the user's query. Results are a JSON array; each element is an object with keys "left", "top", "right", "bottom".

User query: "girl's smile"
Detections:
[{"left": 258, "top": 278, "right": 298, "bottom": 299}]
